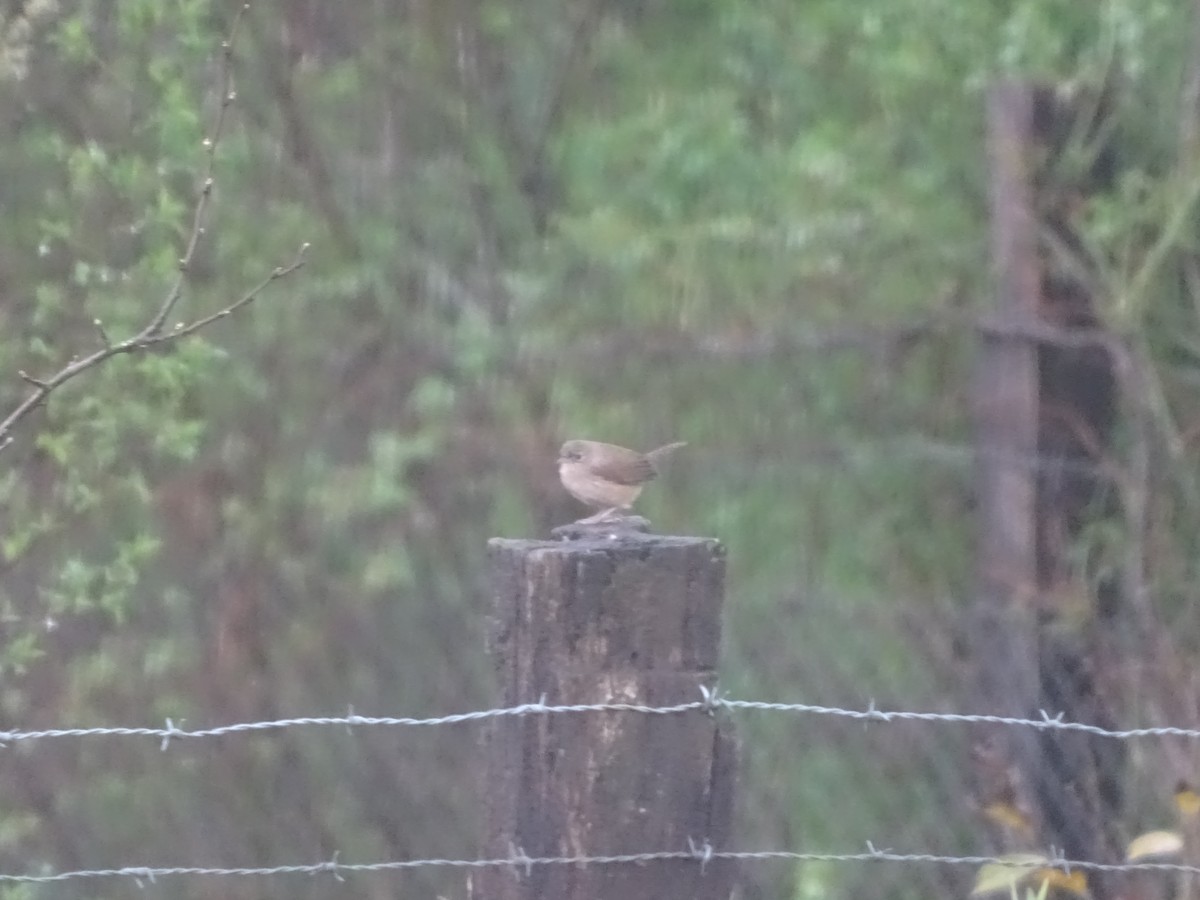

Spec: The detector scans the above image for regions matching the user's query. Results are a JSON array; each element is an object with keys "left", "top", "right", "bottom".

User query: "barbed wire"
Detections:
[
  {"left": 3, "top": 842, "right": 1196, "bottom": 886},
  {"left": 770, "top": 436, "right": 1105, "bottom": 475},
  {"left": 561, "top": 312, "right": 1124, "bottom": 364},
  {"left": 689, "top": 435, "right": 1119, "bottom": 478},
  {"left": 3, "top": 689, "right": 1199, "bottom": 749}
]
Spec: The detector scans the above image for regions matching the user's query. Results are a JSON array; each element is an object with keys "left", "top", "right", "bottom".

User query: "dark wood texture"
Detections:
[
  {"left": 1028, "top": 81, "right": 1124, "bottom": 891},
  {"left": 974, "top": 79, "right": 1124, "bottom": 896},
  {"left": 475, "top": 532, "right": 735, "bottom": 900},
  {"left": 971, "top": 80, "right": 1044, "bottom": 844}
]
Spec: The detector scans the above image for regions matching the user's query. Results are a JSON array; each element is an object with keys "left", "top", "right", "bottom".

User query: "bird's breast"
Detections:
[{"left": 559, "top": 462, "right": 642, "bottom": 510}]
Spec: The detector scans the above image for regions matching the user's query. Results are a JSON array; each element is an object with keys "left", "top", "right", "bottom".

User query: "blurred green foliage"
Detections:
[{"left": 0, "top": 1, "right": 1198, "bottom": 898}]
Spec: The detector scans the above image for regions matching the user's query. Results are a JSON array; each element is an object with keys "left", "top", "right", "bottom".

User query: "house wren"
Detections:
[{"left": 557, "top": 439, "right": 686, "bottom": 520}]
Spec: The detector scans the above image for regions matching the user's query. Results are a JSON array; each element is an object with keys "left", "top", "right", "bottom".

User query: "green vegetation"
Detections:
[{"left": 0, "top": 2, "right": 1198, "bottom": 898}]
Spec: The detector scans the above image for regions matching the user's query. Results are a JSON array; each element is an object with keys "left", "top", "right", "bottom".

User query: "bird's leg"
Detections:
[{"left": 575, "top": 507, "right": 622, "bottom": 524}]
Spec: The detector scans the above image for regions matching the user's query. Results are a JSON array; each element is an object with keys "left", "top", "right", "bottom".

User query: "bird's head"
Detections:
[{"left": 558, "top": 440, "right": 588, "bottom": 466}]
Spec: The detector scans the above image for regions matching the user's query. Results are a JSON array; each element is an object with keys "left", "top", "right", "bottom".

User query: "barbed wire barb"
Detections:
[
  {"left": 160, "top": 718, "right": 184, "bottom": 751},
  {"left": 508, "top": 843, "right": 534, "bottom": 879},
  {"left": 1049, "top": 845, "right": 1072, "bottom": 875},
  {"left": 698, "top": 683, "right": 724, "bottom": 715},
  {"left": 688, "top": 837, "right": 715, "bottom": 875},
  {"left": 319, "top": 851, "right": 344, "bottom": 883}
]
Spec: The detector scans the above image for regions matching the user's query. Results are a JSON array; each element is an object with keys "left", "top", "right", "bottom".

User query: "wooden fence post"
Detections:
[
  {"left": 973, "top": 79, "right": 1124, "bottom": 894},
  {"left": 971, "top": 80, "right": 1044, "bottom": 840},
  {"left": 474, "top": 529, "right": 736, "bottom": 900}
]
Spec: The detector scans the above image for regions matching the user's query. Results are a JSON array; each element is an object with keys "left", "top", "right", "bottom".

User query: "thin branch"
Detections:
[
  {"left": 1180, "top": 0, "right": 1200, "bottom": 158},
  {"left": 0, "top": 244, "right": 308, "bottom": 448},
  {"left": 139, "top": 244, "right": 309, "bottom": 346},
  {"left": 144, "top": 2, "right": 249, "bottom": 337},
  {"left": 0, "top": 3, "right": 307, "bottom": 452}
]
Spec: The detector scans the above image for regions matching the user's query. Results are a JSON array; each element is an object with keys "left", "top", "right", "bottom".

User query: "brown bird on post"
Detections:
[{"left": 557, "top": 439, "right": 686, "bottom": 523}]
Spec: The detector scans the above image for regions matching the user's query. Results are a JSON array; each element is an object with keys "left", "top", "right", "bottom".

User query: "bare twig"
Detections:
[
  {"left": 0, "top": 245, "right": 307, "bottom": 449},
  {"left": 140, "top": 247, "right": 309, "bottom": 346},
  {"left": 1180, "top": 0, "right": 1200, "bottom": 157},
  {"left": 0, "top": 3, "right": 307, "bottom": 451},
  {"left": 145, "top": 2, "right": 248, "bottom": 337}
]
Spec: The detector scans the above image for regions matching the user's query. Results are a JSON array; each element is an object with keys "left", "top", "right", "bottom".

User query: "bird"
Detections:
[{"left": 557, "top": 439, "right": 686, "bottom": 522}]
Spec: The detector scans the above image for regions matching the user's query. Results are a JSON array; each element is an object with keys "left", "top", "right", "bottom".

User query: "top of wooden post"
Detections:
[
  {"left": 495, "top": 515, "right": 721, "bottom": 550},
  {"left": 487, "top": 522, "right": 726, "bottom": 675}
]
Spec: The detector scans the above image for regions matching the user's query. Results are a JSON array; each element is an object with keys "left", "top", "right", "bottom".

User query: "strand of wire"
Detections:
[
  {"left": 696, "top": 438, "right": 1108, "bottom": 476},
  {"left": 2, "top": 844, "right": 1196, "bottom": 885},
  {"left": 5, "top": 691, "right": 1200, "bottom": 748}
]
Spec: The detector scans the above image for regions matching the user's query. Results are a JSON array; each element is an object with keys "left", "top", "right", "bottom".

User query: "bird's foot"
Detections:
[
  {"left": 553, "top": 511, "right": 651, "bottom": 540},
  {"left": 575, "top": 507, "right": 622, "bottom": 525}
]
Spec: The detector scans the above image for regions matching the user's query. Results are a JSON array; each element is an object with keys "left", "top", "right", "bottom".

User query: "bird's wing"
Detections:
[{"left": 590, "top": 443, "right": 656, "bottom": 485}]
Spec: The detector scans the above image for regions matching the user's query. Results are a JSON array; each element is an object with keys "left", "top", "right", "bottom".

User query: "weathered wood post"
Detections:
[
  {"left": 973, "top": 79, "right": 1124, "bottom": 896},
  {"left": 971, "top": 80, "right": 1044, "bottom": 844},
  {"left": 475, "top": 525, "right": 735, "bottom": 900}
]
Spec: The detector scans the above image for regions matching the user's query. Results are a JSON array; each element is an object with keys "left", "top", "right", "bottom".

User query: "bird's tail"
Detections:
[{"left": 646, "top": 441, "right": 687, "bottom": 468}]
